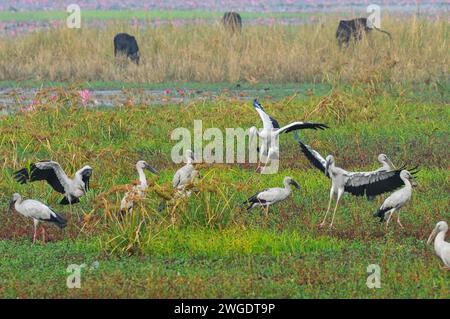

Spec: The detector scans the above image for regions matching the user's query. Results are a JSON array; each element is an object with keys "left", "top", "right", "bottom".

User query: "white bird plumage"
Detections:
[
  {"left": 120, "top": 160, "right": 158, "bottom": 214},
  {"left": 172, "top": 149, "right": 199, "bottom": 195},
  {"left": 10, "top": 193, "right": 67, "bottom": 244},
  {"left": 294, "top": 134, "right": 418, "bottom": 229},
  {"left": 374, "top": 170, "right": 416, "bottom": 229},
  {"left": 249, "top": 99, "right": 328, "bottom": 172},
  {"left": 427, "top": 221, "right": 450, "bottom": 269},
  {"left": 243, "top": 176, "right": 300, "bottom": 215}
]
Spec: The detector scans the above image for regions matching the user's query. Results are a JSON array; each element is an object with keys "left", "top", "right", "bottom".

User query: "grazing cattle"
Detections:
[
  {"left": 114, "top": 33, "right": 140, "bottom": 64},
  {"left": 223, "top": 12, "right": 242, "bottom": 33},
  {"left": 336, "top": 18, "right": 392, "bottom": 48}
]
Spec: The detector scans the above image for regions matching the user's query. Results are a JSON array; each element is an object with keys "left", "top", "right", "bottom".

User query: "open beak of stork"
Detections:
[
  {"left": 290, "top": 179, "right": 300, "bottom": 189},
  {"left": 386, "top": 157, "right": 396, "bottom": 170},
  {"left": 325, "top": 158, "right": 332, "bottom": 177},
  {"left": 9, "top": 199, "right": 16, "bottom": 213},
  {"left": 409, "top": 174, "right": 418, "bottom": 188},
  {"left": 144, "top": 163, "right": 159, "bottom": 175},
  {"left": 427, "top": 226, "right": 438, "bottom": 245}
]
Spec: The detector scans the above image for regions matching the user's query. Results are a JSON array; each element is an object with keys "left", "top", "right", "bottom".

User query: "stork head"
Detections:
[
  {"left": 284, "top": 176, "right": 300, "bottom": 189},
  {"left": 78, "top": 165, "right": 93, "bottom": 176},
  {"left": 9, "top": 193, "right": 21, "bottom": 212},
  {"left": 427, "top": 221, "right": 448, "bottom": 245},
  {"left": 400, "top": 170, "right": 417, "bottom": 186},
  {"left": 325, "top": 155, "right": 334, "bottom": 176},
  {"left": 378, "top": 154, "right": 395, "bottom": 169},
  {"left": 136, "top": 160, "right": 159, "bottom": 175}
]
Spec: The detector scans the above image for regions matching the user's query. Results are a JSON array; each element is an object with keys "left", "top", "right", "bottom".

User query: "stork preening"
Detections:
[
  {"left": 427, "top": 221, "right": 450, "bottom": 269},
  {"left": 243, "top": 176, "right": 300, "bottom": 216},
  {"left": 14, "top": 161, "right": 92, "bottom": 205},
  {"left": 120, "top": 160, "right": 158, "bottom": 215},
  {"left": 10, "top": 193, "right": 67, "bottom": 244},
  {"left": 375, "top": 154, "right": 396, "bottom": 172},
  {"left": 249, "top": 99, "right": 328, "bottom": 172},
  {"left": 373, "top": 170, "right": 417, "bottom": 229},
  {"left": 172, "top": 149, "right": 199, "bottom": 195},
  {"left": 294, "top": 134, "right": 418, "bottom": 229}
]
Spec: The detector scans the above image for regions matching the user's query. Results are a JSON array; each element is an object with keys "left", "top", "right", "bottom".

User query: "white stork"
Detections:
[
  {"left": 173, "top": 149, "right": 199, "bottom": 195},
  {"left": 373, "top": 170, "right": 417, "bottom": 229},
  {"left": 427, "top": 221, "right": 450, "bottom": 269},
  {"left": 243, "top": 176, "right": 300, "bottom": 216},
  {"left": 10, "top": 193, "right": 67, "bottom": 244},
  {"left": 249, "top": 99, "right": 328, "bottom": 172},
  {"left": 14, "top": 161, "right": 92, "bottom": 205},
  {"left": 120, "top": 160, "right": 158, "bottom": 214},
  {"left": 375, "top": 154, "right": 396, "bottom": 172},
  {"left": 294, "top": 135, "right": 418, "bottom": 229}
]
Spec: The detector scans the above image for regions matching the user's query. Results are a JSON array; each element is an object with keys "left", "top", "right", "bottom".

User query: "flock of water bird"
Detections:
[{"left": 8, "top": 99, "right": 449, "bottom": 269}]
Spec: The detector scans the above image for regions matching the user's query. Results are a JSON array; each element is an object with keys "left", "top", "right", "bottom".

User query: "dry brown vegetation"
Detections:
[{"left": 0, "top": 15, "right": 448, "bottom": 84}]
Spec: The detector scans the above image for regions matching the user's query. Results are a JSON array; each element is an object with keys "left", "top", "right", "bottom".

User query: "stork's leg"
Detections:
[
  {"left": 264, "top": 205, "right": 269, "bottom": 217},
  {"left": 41, "top": 225, "right": 47, "bottom": 244},
  {"left": 319, "top": 190, "right": 334, "bottom": 228},
  {"left": 385, "top": 209, "right": 395, "bottom": 229},
  {"left": 396, "top": 212, "right": 404, "bottom": 229},
  {"left": 329, "top": 189, "right": 344, "bottom": 229},
  {"left": 32, "top": 219, "right": 39, "bottom": 244}
]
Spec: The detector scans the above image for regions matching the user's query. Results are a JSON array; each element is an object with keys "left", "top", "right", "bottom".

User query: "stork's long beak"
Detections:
[
  {"left": 325, "top": 160, "right": 331, "bottom": 177},
  {"left": 427, "top": 227, "right": 437, "bottom": 245},
  {"left": 144, "top": 163, "right": 159, "bottom": 175},
  {"left": 290, "top": 180, "right": 300, "bottom": 189},
  {"left": 9, "top": 199, "right": 15, "bottom": 212},
  {"left": 387, "top": 158, "right": 396, "bottom": 170},
  {"left": 410, "top": 176, "right": 418, "bottom": 188}
]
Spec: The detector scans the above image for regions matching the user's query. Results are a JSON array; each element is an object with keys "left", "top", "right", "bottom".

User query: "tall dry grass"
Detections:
[{"left": 0, "top": 15, "right": 448, "bottom": 84}]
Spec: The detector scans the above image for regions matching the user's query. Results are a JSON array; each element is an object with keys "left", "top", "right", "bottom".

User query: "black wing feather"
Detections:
[
  {"left": 345, "top": 167, "right": 419, "bottom": 198},
  {"left": 243, "top": 191, "right": 268, "bottom": 210},
  {"left": 282, "top": 123, "right": 329, "bottom": 134},
  {"left": 13, "top": 162, "right": 65, "bottom": 194},
  {"left": 294, "top": 136, "right": 327, "bottom": 175},
  {"left": 80, "top": 169, "right": 92, "bottom": 192},
  {"left": 47, "top": 210, "right": 67, "bottom": 229},
  {"left": 60, "top": 196, "right": 80, "bottom": 205}
]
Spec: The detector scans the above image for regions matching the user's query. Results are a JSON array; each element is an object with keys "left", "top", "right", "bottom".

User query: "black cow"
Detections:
[
  {"left": 223, "top": 12, "right": 242, "bottom": 33},
  {"left": 114, "top": 33, "right": 140, "bottom": 65},
  {"left": 336, "top": 18, "right": 391, "bottom": 48}
]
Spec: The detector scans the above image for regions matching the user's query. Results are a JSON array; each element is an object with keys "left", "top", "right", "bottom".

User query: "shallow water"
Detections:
[{"left": 0, "top": 86, "right": 304, "bottom": 115}]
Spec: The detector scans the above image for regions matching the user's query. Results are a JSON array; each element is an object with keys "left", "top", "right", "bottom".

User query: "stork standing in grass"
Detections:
[
  {"left": 243, "top": 176, "right": 300, "bottom": 216},
  {"left": 173, "top": 149, "right": 199, "bottom": 195},
  {"left": 10, "top": 193, "right": 67, "bottom": 244},
  {"left": 294, "top": 134, "right": 418, "bottom": 229},
  {"left": 373, "top": 170, "right": 417, "bottom": 229},
  {"left": 14, "top": 161, "right": 92, "bottom": 205},
  {"left": 427, "top": 221, "right": 450, "bottom": 269},
  {"left": 249, "top": 99, "right": 328, "bottom": 172},
  {"left": 120, "top": 160, "right": 159, "bottom": 215}
]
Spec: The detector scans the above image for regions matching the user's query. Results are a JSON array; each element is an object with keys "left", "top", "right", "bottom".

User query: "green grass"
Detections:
[
  {"left": 0, "top": 10, "right": 310, "bottom": 22},
  {"left": 0, "top": 86, "right": 448, "bottom": 298},
  {"left": 0, "top": 234, "right": 447, "bottom": 298}
]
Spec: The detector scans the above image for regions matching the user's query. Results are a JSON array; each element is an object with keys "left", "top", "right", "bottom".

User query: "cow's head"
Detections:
[{"left": 130, "top": 52, "right": 140, "bottom": 65}]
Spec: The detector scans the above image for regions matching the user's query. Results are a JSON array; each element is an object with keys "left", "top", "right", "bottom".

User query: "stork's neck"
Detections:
[
  {"left": 329, "top": 162, "right": 337, "bottom": 174},
  {"left": 137, "top": 167, "right": 147, "bottom": 188},
  {"left": 283, "top": 180, "right": 292, "bottom": 193},
  {"left": 381, "top": 161, "right": 391, "bottom": 170},
  {"left": 14, "top": 197, "right": 22, "bottom": 210},
  {"left": 435, "top": 231, "right": 447, "bottom": 246},
  {"left": 401, "top": 175, "right": 412, "bottom": 189}
]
